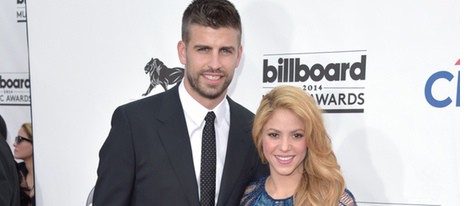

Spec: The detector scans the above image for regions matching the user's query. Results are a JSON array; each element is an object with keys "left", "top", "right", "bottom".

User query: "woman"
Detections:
[
  {"left": 241, "top": 86, "right": 356, "bottom": 206},
  {"left": 13, "top": 123, "right": 35, "bottom": 206}
]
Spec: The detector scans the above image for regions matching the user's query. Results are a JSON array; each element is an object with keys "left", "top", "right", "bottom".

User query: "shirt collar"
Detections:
[{"left": 178, "top": 80, "right": 229, "bottom": 127}]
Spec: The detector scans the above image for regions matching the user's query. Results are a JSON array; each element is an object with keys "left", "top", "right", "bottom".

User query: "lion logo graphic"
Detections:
[{"left": 142, "top": 58, "right": 184, "bottom": 96}]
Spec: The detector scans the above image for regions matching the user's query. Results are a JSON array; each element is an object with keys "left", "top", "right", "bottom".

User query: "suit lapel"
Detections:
[
  {"left": 156, "top": 86, "right": 200, "bottom": 206},
  {"left": 217, "top": 99, "right": 253, "bottom": 206}
]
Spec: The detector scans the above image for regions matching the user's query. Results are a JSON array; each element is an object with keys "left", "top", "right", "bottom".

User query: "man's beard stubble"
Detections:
[{"left": 186, "top": 69, "right": 232, "bottom": 100}]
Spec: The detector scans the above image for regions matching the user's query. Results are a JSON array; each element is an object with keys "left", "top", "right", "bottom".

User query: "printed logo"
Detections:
[
  {"left": 262, "top": 50, "right": 367, "bottom": 113},
  {"left": 142, "top": 58, "right": 184, "bottom": 96},
  {"left": 0, "top": 73, "right": 31, "bottom": 105},
  {"left": 17, "top": 0, "right": 27, "bottom": 23},
  {"left": 424, "top": 59, "right": 460, "bottom": 108}
]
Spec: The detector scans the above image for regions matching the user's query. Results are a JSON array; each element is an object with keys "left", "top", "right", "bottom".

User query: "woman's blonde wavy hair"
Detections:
[{"left": 252, "top": 85, "right": 345, "bottom": 206}]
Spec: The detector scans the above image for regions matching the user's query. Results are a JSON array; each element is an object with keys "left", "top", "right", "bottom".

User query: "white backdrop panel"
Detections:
[
  {"left": 26, "top": 0, "right": 460, "bottom": 205},
  {"left": 0, "top": 0, "right": 32, "bottom": 153}
]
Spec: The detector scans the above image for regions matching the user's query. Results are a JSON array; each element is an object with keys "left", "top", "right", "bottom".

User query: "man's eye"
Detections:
[{"left": 221, "top": 49, "right": 233, "bottom": 54}]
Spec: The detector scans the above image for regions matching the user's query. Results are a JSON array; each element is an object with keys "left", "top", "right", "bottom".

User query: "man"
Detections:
[
  {"left": 93, "top": 0, "right": 268, "bottom": 205},
  {"left": 0, "top": 134, "right": 20, "bottom": 206},
  {"left": 0, "top": 114, "right": 6, "bottom": 139}
]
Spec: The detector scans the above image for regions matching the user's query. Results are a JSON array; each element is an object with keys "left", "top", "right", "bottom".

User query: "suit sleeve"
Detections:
[
  {"left": 93, "top": 106, "right": 136, "bottom": 206},
  {"left": 0, "top": 138, "right": 20, "bottom": 206}
]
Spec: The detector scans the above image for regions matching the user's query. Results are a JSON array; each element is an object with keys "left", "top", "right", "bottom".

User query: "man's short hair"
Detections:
[{"left": 181, "top": 0, "right": 242, "bottom": 44}]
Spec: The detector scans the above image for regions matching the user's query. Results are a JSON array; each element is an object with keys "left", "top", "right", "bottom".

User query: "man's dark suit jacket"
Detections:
[
  {"left": 0, "top": 136, "right": 20, "bottom": 206},
  {"left": 93, "top": 85, "right": 268, "bottom": 206}
]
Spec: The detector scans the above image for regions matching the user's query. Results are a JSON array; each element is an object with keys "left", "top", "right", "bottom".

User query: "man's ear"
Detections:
[{"left": 177, "top": 41, "right": 186, "bottom": 65}]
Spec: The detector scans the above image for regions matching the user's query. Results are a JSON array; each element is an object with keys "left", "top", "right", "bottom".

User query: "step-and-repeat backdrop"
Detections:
[
  {"left": 21, "top": 0, "right": 464, "bottom": 205},
  {"left": 0, "top": 0, "right": 32, "bottom": 156}
]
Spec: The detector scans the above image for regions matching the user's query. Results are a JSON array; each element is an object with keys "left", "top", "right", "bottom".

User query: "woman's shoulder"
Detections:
[
  {"left": 339, "top": 188, "right": 358, "bottom": 206},
  {"left": 244, "top": 176, "right": 267, "bottom": 194},
  {"left": 240, "top": 176, "right": 268, "bottom": 206}
]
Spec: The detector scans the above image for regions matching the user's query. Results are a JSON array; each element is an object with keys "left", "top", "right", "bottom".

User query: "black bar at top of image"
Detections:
[{"left": 322, "top": 109, "right": 364, "bottom": 113}]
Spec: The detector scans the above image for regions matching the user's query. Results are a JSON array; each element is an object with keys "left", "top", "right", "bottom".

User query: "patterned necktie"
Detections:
[{"left": 200, "top": 111, "right": 216, "bottom": 206}]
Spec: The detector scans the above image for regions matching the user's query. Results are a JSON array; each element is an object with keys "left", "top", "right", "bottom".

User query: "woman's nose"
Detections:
[{"left": 279, "top": 137, "right": 291, "bottom": 151}]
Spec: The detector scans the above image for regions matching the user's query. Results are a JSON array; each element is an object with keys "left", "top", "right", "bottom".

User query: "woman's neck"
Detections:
[
  {"left": 23, "top": 157, "right": 34, "bottom": 175},
  {"left": 266, "top": 172, "right": 303, "bottom": 199}
]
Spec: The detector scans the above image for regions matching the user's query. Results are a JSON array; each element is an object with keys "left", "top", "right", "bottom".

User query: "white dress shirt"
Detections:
[{"left": 178, "top": 81, "right": 230, "bottom": 204}]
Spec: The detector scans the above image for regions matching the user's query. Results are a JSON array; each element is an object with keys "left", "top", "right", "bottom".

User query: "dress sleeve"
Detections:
[
  {"left": 240, "top": 178, "right": 265, "bottom": 206},
  {"left": 339, "top": 188, "right": 358, "bottom": 206}
]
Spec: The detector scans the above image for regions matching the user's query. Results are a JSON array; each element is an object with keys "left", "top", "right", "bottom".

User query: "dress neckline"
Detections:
[{"left": 261, "top": 176, "right": 294, "bottom": 202}]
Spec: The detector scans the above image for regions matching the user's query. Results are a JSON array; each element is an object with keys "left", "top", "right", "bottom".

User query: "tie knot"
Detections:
[{"left": 205, "top": 111, "right": 216, "bottom": 123}]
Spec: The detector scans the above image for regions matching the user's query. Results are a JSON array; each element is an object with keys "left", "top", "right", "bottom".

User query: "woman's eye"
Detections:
[
  {"left": 268, "top": 133, "right": 279, "bottom": 138},
  {"left": 293, "top": 133, "right": 304, "bottom": 139}
]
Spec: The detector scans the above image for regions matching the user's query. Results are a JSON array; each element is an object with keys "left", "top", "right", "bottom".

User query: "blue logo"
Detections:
[{"left": 424, "top": 59, "right": 460, "bottom": 108}]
